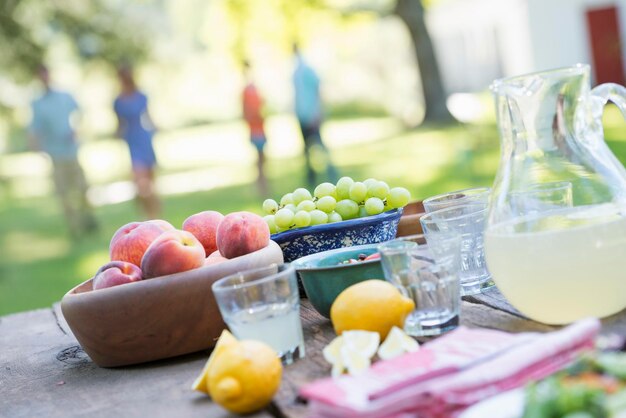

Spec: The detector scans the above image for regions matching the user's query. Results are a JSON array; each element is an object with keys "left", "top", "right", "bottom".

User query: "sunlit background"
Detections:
[{"left": 2, "top": 0, "right": 626, "bottom": 314}]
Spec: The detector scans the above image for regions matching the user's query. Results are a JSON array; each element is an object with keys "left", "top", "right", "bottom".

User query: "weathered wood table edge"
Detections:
[{"left": 2, "top": 289, "right": 625, "bottom": 418}]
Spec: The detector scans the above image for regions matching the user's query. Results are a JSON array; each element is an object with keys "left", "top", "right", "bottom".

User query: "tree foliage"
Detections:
[
  {"left": 226, "top": 0, "right": 454, "bottom": 124},
  {"left": 0, "top": 0, "right": 153, "bottom": 82},
  {"left": 224, "top": 0, "right": 329, "bottom": 63},
  {"left": 0, "top": 0, "right": 453, "bottom": 124}
]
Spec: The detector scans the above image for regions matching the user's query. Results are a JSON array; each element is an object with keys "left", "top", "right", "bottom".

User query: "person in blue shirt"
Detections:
[
  {"left": 114, "top": 66, "right": 161, "bottom": 220},
  {"left": 29, "top": 65, "right": 98, "bottom": 239},
  {"left": 293, "top": 45, "right": 339, "bottom": 186}
]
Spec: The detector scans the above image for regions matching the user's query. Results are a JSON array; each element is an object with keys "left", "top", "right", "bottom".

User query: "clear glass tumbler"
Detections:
[
  {"left": 378, "top": 235, "right": 461, "bottom": 337},
  {"left": 212, "top": 264, "right": 305, "bottom": 365},
  {"left": 423, "top": 187, "right": 491, "bottom": 213},
  {"left": 420, "top": 203, "right": 492, "bottom": 295}
]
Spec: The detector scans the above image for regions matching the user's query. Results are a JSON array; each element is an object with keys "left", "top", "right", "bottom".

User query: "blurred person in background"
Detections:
[
  {"left": 242, "top": 60, "right": 269, "bottom": 197},
  {"left": 114, "top": 65, "right": 161, "bottom": 220},
  {"left": 28, "top": 65, "right": 98, "bottom": 239},
  {"left": 292, "top": 45, "right": 338, "bottom": 187}
]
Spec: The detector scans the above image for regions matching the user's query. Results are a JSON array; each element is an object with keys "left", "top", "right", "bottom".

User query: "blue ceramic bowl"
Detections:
[
  {"left": 271, "top": 208, "right": 403, "bottom": 263},
  {"left": 291, "top": 243, "right": 386, "bottom": 318}
]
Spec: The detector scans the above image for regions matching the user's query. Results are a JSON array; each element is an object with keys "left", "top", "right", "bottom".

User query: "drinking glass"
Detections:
[
  {"left": 378, "top": 235, "right": 461, "bottom": 337},
  {"left": 423, "top": 187, "right": 490, "bottom": 213},
  {"left": 212, "top": 264, "right": 305, "bottom": 365},
  {"left": 420, "top": 203, "right": 492, "bottom": 296}
]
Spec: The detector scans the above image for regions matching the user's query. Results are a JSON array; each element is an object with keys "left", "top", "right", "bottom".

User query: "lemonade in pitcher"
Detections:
[
  {"left": 485, "top": 204, "right": 626, "bottom": 324},
  {"left": 486, "top": 65, "right": 626, "bottom": 324}
]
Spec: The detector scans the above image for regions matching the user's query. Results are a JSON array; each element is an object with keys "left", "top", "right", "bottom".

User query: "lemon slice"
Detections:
[
  {"left": 377, "top": 326, "right": 419, "bottom": 360},
  {"left": 191, "top": 330, "right": 238, "bottom": 394},
  {"left": 342, "top": 330, "right": 380, "bottom": 359}
]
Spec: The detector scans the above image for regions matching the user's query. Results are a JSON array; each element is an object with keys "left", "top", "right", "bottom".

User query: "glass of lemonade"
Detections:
[{"left": 212, "top": 264, "right": 305, "bottom": 365}]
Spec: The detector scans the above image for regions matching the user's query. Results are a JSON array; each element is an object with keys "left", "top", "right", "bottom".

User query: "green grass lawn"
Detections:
[{"left": 1, "top": 109, "right": 625, "bottom": 316}]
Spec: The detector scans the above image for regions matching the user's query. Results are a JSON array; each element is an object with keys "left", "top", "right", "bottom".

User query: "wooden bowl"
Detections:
[
  {"left": 61, "top": 241, "right": 284, "bottom": 367},
  {"left": 396, "top": 200, "right": 425, "bottom": 237}
]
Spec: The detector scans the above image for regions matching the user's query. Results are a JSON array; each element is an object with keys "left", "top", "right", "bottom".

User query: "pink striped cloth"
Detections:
[{"left": 300, "top": 318, "right": 600, "bottom": 418}]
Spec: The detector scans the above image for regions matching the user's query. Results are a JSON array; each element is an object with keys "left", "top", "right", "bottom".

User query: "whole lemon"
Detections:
[
  {"left": 191, "top": 330, "right": 238, "bottom": 395},
  {"left": 330, "top": 279, "right": 415, "bottom": 340},
  {"left": 208, "top": 340, "right": 282, "bottom": 414}
]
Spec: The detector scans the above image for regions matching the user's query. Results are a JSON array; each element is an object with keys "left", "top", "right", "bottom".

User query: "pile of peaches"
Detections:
[{"left": 93, "top": 211, "right": 270, "bottom": 290}]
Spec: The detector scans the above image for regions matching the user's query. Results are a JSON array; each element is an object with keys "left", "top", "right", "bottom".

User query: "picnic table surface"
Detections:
[{"left": 2, "top": 288, "right": 626, "bottom": 418}]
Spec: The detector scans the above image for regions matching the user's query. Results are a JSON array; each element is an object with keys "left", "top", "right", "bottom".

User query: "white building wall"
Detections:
[
  {"left": 428, "top": 0, "right": 626, "bottom": 91},
  {"left": 527, "top": 0, "right": 626, "bottom": 83},
  {"left": 428, "top": 0, "right": 534, "bottom": 92}
]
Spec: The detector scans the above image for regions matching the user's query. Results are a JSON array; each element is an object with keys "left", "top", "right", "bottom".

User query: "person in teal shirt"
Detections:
[
  {"left": 293, "top": 45, "right": 338, "bottom": 187},
  {"left": 29, "top": 65, "right": 97, "bottom": 239}
]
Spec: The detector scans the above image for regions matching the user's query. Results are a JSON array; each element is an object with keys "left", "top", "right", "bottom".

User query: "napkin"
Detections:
[{"left": 300, "top": 318, "right": 600, "bottom": 418}]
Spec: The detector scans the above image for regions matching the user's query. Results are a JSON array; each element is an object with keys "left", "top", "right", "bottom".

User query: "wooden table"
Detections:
[{"left": 2, "top": 289, "right": 625, "bottom": 418}]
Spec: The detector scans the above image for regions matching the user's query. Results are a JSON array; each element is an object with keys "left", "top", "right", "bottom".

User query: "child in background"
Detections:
[{"left": 242, "top": 61, "right": 269, "bottom": 196}]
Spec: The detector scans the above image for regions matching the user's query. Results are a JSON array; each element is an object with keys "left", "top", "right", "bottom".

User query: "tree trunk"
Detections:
[{"left": 395, "top": 0, "right": 455, "bottom": 124}]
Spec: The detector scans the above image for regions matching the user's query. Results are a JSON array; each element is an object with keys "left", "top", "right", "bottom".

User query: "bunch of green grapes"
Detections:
[{"left": 261, "top": 177, "right": 411, "bottom": 233}]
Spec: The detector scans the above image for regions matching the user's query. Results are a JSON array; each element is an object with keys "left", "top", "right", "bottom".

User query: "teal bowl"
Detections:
[{"left": 291, "top": 243, "right": 386, "bottom": 318}]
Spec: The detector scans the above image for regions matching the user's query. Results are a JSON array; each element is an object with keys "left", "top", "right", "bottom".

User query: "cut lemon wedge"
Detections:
[
  {"left": 377, "top": 326, "right": 419, "bottom": 360},
  {"left": 191, "top": 330, "right": 238, "bottom": 395},
  {"left": 323, "top": 335, "right": 347, "bottom": 377},
  {"left": 341, "top": 345, "right": 371, "bottom": 376},
  {"left": 330, "top": 360, "right": 345, "bottom": 378},
  {"left": 323, "top": 335, "right": 345, "bottom": 364},
  {"left": 323, "top": 331, "right": 380, "bottom": 377},
  {"left": 342, "top": 330, "right": 380, "bottom": 359}
]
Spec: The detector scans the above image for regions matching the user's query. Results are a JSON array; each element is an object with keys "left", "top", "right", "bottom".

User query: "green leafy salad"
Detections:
[{"left": 522, "top": 351, "right": 626, "bottom": 418}]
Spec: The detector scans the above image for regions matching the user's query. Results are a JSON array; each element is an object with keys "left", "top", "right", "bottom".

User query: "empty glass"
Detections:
[
  {"left": 423, "top": 187, "right": 491, "bottom": 213},
  {"left": 420, "top": 203, "right": 492, "bottom": 295},
  {"left": 212, "top": 264, "right": 305, "bottom": 365},
  {"left": 378, "top": 235, "right": 461, "bottom": 337}
]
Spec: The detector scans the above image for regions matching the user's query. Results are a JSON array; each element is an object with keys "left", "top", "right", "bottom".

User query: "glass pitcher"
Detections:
[{"left": 485, "top": 64, "right": 626, "bottom": 325}]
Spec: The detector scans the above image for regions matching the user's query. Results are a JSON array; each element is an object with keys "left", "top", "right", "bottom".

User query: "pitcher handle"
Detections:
[
  {"left": 586, "top": 83, "right": 626, "bottom": 200},
  {"left": 576, "top": 83, "right": 626, "bottom": 147},
  {"left": 590, "top": 83, "right": 626, "bottom": 119}
]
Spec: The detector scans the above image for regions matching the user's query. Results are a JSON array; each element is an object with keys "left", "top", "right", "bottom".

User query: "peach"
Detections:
[
  {"left": 109, "top": 222, "right": 167, "bottom": 267},
  {"left": 216, "top": 211, "right": 270, "bottom": 259},
  {"left": 208, "top": 250, "right": 223, "bottom": 258},
  {"left": 204, "top": 255, "right": 228, "bottom": 266},
  {"left": 93, "top": 261, "right": 143, "bottom": 290},
  {"left": 141, "top": 230, "right": 205, "bottom": 279},
  {"left": 147, "top": 219, "right": 175, "bottom": 231},
  {"left": 182, "top": 211, "right": 224, "bottom": 256}
]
